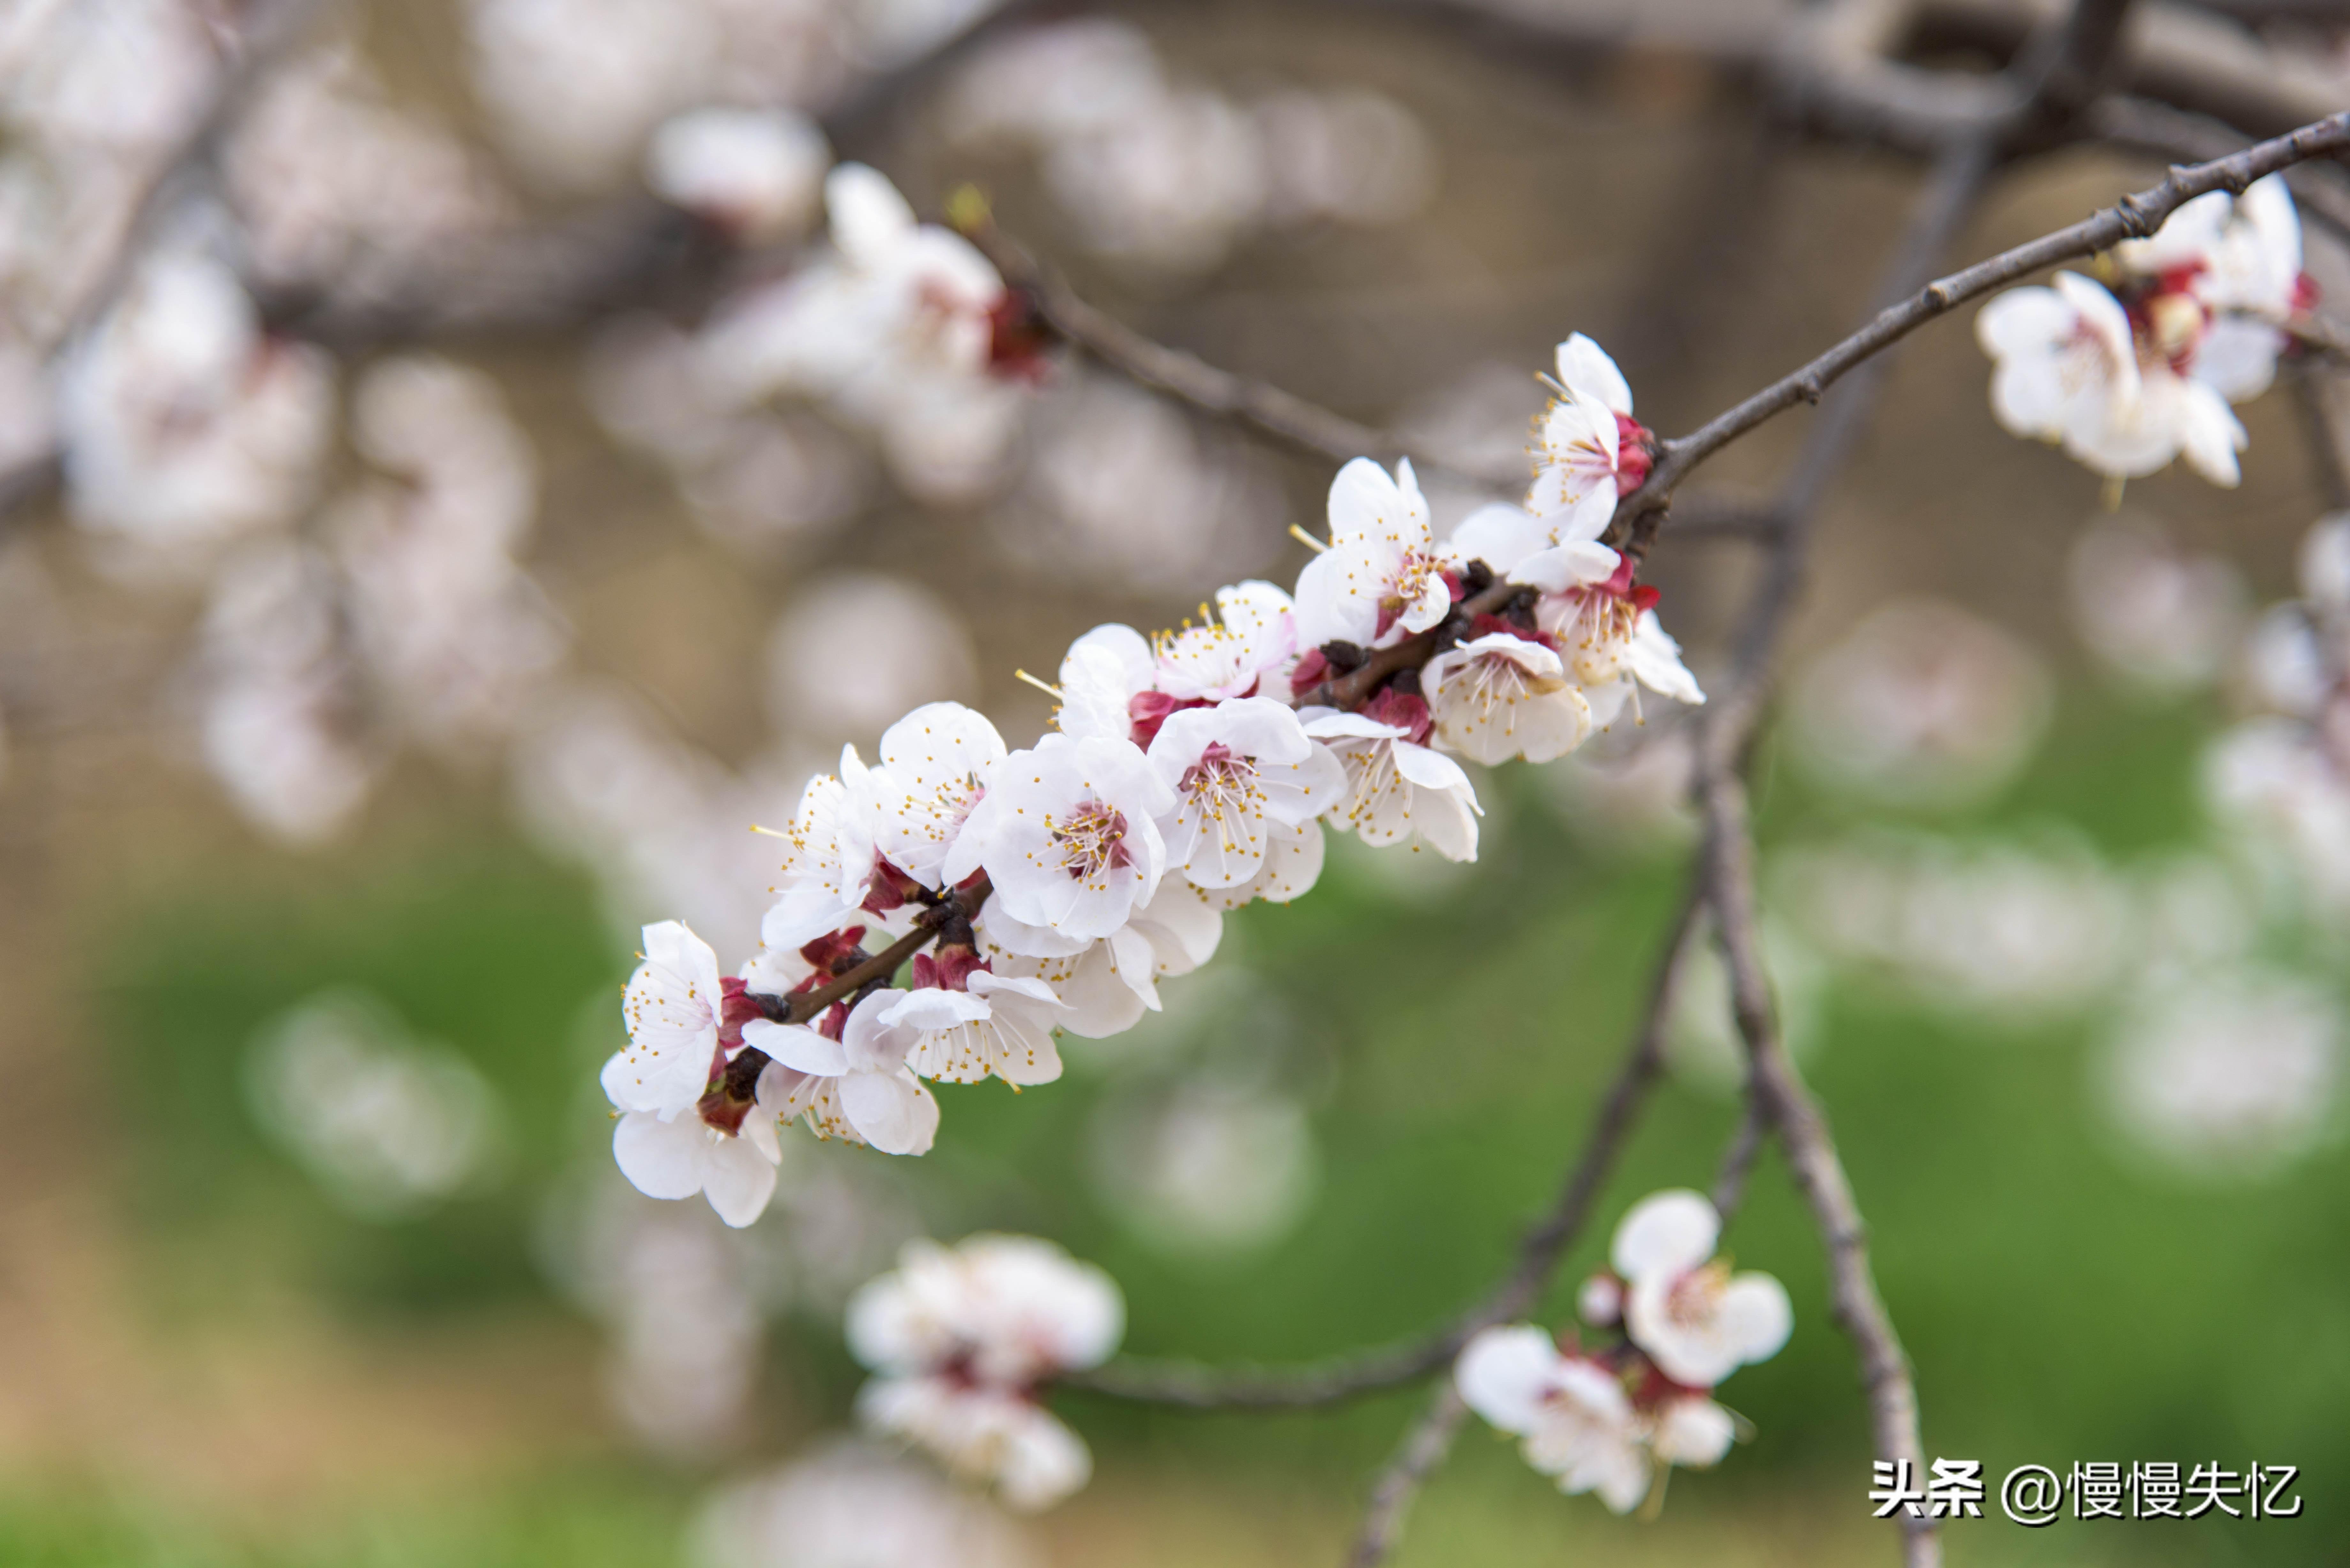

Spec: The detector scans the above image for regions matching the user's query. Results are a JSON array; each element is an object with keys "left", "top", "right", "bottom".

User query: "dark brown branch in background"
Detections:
[
  {"left": 967, "top": 223, "right": 1524, "bottom": 492},
  {"left": 1346, "top": 1385, "right": 1469, "bottom": 1568},
  {"left": 1710, "top": 1089, "right": 1771, "bottom": 1220}
]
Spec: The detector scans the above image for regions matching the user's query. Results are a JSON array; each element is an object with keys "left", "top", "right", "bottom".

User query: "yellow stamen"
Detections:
[
  {"left": 1015, "top": 668, "right": 1065, "bottom": 701},
  {"left": 1288, "top": 524, "right": 1329, "bottom": 554}
]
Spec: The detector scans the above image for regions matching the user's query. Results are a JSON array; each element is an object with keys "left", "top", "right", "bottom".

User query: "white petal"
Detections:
[
  {"left": 1718, "top": 1272, "right": 1794, "bottom": 1365},
  {"left": 742, "top": 1017, "right": 849, "bottom": 1076},
  {"left": 841, "top": 1068, "right": 940, "bottom": 1155},
  {"left": 612, "top": 1112, "right": 706, "bottom": 1201},
  {"left": 1455, "top": 1324, "right": 1561, "bottom": 1435},
  {"left": 1556, "top": 332, "right": 1634, "bottom": 415},
  {"left": 702, "top": 1135, "right": 781, "bottom": 1227},
  {"left": 1610, "top": 1189, "right": 1719, "bottom": 1281}
]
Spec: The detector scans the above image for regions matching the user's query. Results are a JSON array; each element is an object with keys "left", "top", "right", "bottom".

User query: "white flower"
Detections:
[
  {"left": 610, "top": 1068, "right": 786, "bottom": 1229},
  {"left": 1150, "top": 580, "right": 1299, "bottom": 700},
  {"left": 645, "top": 106, "right": 830, "bottom": 242},
  {"left": 1300, "top": 698, "right": 1481, "bottom": 861},
  {"left": 741, "top": 991, "right": 940, "bottom": 1156},
  {"left": 1647, "top": 1394, "right": 1738, "bottom": 1469},
  {"left": 1442, "top": 500, "right": 1619, "bottom": 596},
  {"left": 846, "top": 1233, "right": 1123, "bottom": 1510},
  {"left": 862, "top": 701, "right": 1006, "bottom": 890},
  {"left": 885, "top": 970, "right": 1071, "bottom": 1086},
  {"left": 1054, "top": 622, "right": 1155, "bottom": 743},
  {"left": 1611, "top": 1190, "right": 1792, "bottom": 1389},
  {"left": 2119, "top": 175, "right": 2303, "bottom": 319},
  {"left": 602, "top": 920, "right": 726, "bottom": 1117},
  {"left": 1423, "top": 629, "right": 1593, "bottom": 764},
  {"left": 848, "top": 1233, "right": 1124, "bottom": 1384},
  {"left": 704, "top": 163, "right": 1004, "bottom": 399},
  {"left": 1147, "top": 697, "right": 1344, "bottom": 887},
  {"left": 947, "top": 733, "right": 1173, "bottom": 941},
  {"left": 56, "top": 249, "right": 333, "bottom": 568},
  {"left": 856, "top": 1377, "right": 1092, "bottom": 1510},
  {"left": 1975, "top": 270, "right": 2245, "bottom": 485},
  {"left": 982, "top": 877, "right": 1224, "bottom": 1039},
  {"left": 1534, "top": 573, "right": 1706, "bottom": 712},
  {"left": 1523, "top": 334, "right": 1654, "bottom": 543},
  {"left": 1293, "top": 458, "right": 1450, "bottom": 650},
  {"left": 759, "top": 749, "right": 881, "bottom": 951},
  {"left": 1455, "top": 1325, "right": 1650, "bottom": 1513}
]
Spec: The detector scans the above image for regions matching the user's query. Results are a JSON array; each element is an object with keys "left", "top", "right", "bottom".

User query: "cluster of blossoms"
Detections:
[
  {"left": 1457, "top": 1191, "right": 1792, "bottom": 1512},
  {"left": 845, "top": 1235, "right": 1122, "bottom": 1510},
  {"left": 597, "top": 330, "right": 1706, "bottom": 1222},
  {"left": 1976, "top": 175, "right": 2311, "bottom": 489}
]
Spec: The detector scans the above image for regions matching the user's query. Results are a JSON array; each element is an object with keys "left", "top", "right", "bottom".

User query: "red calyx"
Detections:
[
  {"left": 1614, "top": 414, "right": 1655, "bottom": 493},
  {"left": 860, "top": 858, "right": 927, "bottom": 917},
  {"left": 1128, "top": 689, "right": 1209, "bottom": 748},
  {"left": 2294, "top": 272, "right": 2322, "bottom": 314},
  {"left": 1597, "top": 557, "right": 1660, "bottom": 611},
  {"left": 911, "top": 945, "right": 988, "bottom": 992},
  {"left": 718, "top": 976, "right": 765, "bottom": 1053},
  {"left": 1467, "top": 612, "right": 1552, "bottom": 648},
  {"left": 1290, "top": 647, "right": 1331, "bottom": 697},
  {"left": 986, "top": 287, "right": 1055, "bottom": 381},
  {"left": 792, "top": 926, "right": 869, "bottom": 992},
  {"left": 1360, "top": 686, "right": 1433, "bottom": 745}
]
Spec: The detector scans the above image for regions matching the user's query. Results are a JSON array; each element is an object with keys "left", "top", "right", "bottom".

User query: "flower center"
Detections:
[
  {"left": 1177, "top": 743, "right": 1265, "bottom": 836},
  {"left": 1376, "top": 548, "right": 1441, "bottom": 637},
  {"left": 1052, "top": 798, "right": 1133, "bottom": 882},
  {"left": 1663, "top": 1262, "right": 1730, "bottom": 1331}
]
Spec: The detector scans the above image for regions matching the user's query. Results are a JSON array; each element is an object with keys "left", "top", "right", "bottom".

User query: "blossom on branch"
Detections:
[
  {"left": 1294, "top": 457, "right": 1449, "bottom": 650},
  {"left": 1975, "top": 176, "right": 2317, "bottom": 487},
  {"left": 1458, "top": 1189, "right": 1788, "bottom": 1513},
  {"left": 847, "top": 1234, "right": 1122, "bottom": 1509}
]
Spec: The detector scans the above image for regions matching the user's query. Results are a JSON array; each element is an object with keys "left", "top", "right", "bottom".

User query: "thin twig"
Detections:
[
  {"left": 1699, "top": 764, "right": 1934, "bottom": 1567},
  {"left": 1628, "top": 109, "right": 2350, "bottom": 530},
  {"left": 1346, "top": 1383, "right": 1469, "bottom": 1568},
  {"left": 1710, "top": 1089, "right": 1771, "bottom": 1221},
  {"left": 2088, "top": 95, "right": 2350, "bottom": 241},
  {"left": 1066, "top": 876, "right": 1707, "bottom": 1408},
  {"left": 966, "top": 223, "right": 1523, "bottom": 492}
]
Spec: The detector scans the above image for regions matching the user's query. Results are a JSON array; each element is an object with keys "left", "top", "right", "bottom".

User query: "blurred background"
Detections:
[{"left": 3, "top": 0, "right": 2349, "bottom": 1564}]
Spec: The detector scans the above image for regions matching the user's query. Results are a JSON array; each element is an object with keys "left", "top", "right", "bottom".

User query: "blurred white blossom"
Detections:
[
  {"left": 2100, "top": 967, "right": 2342, "bottom": 1180},
  {"left": 246, "top": 990, "right": 503, "bottom": 1220},
  {"left": 1788, "top": 598, "right": 2052, "bottom": 810}
]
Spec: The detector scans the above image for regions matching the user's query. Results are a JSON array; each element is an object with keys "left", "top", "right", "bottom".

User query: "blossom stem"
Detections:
[{"left": 762, "top": 877, "right": 994, "bottom": 1026}]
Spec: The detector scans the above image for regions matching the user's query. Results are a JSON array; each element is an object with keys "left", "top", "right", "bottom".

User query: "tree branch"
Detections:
[
  {"left": 1345, "top": 1384, "right": 1469, "bottom": 1568},
  {"left": 1065, "top": 875, "right": 1706, "bottom": 1408},
  {"left": 1627, "top": 108, "right": 2350, "bottom": 528},
  {"left": 966, "top": 222, "right": 1523, "bottom": 491}
]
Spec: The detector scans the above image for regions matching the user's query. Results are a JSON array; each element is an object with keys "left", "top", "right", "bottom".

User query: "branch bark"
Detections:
[{"left": 1627, "top": 108, "right": 2350, "bottom": 529}]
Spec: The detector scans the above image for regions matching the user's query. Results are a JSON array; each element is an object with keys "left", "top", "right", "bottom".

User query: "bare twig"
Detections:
[
  {"left": 1067, "top": 877, "right": 1706, "bottom": 1408},
  {"left": 1700, "top": 764, "right": 1934, "bottom": 1566},
  {"left": 1628, "top": 109, "right": 2350, "bottom": 529},
  {"left": 967, "top": 223, "right": 1523, "bottom": 491},
  {"left": 1346, "top": 1383, "right": 1470, "bottom": 1568},
  {"left": 1710, "top": 1089, "right": 1772, "bottom": 1220},
  {"left": 2089, "top": 95, "right": 2350, "bottom": 239}
]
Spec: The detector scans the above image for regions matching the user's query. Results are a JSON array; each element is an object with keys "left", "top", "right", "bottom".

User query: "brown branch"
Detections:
[
  {"left": 966, "top": 222, "right": 1523, "bottom": 491},
  {"left": 1709, "top": 1087, "right": 1771, "bottom": 1221},
  {"left": 1626, "top": 108, "right": 2350, "bottom": 531},
  {"left": 1345, "top": 1383, "right": 1469, "bottom": 1568},
  {"left": 1066, "top": 873, "right": 1705, "bottom": 1409},
  {"left": 1672, "top": 109, "right": 2020, "bottom": 1568},
  {"left": 2088, "top": 95, "right": 2350, "bottom": 240},
  {"left": 1699, "top": 763, "right": 1934, "bottom": 1566}
]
